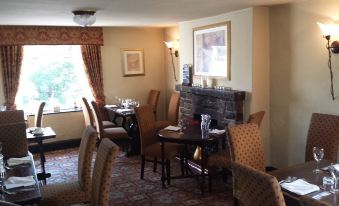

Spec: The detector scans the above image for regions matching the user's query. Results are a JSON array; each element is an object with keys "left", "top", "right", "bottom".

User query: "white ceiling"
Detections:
[{"left": 0, "top": 0, "right": 297, "bottom": 27}]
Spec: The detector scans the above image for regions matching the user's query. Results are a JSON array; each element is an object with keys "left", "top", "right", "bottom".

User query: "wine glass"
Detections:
[
  {"left": 313, "top": 147, "right": 324, "bottom": 173},
  {"left": 178, "top": 119, "right": 185, "bottom": 134}
]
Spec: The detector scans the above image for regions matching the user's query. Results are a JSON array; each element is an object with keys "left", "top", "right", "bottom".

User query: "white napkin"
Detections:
[
  {"left": 7, "top": 156, "right": 31, "bottom": 166},
  {"left": 164, "top": 125, "right": 181, "bottom": 131},
  {"left": 116, "top": 108, "right": 133, "bottom": 113},
  {"left": 5, "top": 176, "right": 35, "bottom": 189},
  {"left": 280, "top": 179, "right": 320, "bottom": 195},
  {"left": 209, "top": 129, "right": 225, "bottom": 135},
  {"left": 105, "top": 104, "right": 117, "bottom": 108}
]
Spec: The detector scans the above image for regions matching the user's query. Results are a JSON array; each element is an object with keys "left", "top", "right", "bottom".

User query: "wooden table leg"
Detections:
[
  {"left": 201, "top": 145, "right": 205, "bottom": 196},
  {"left": 161, "top": 140, "right": 166, "bottom": 188}
]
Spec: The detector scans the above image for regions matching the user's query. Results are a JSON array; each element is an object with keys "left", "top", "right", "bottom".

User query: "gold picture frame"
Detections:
[
  {"left": 121, "top": 49, "right": 145, "bottom": 76},
  {"left": 193, "top": 21, "right": 231, "bottom": 80}
]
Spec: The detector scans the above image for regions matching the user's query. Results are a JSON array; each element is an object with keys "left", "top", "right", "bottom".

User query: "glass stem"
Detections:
[{"left": 316, "top": 161, "right": 319, "bottom": 171}]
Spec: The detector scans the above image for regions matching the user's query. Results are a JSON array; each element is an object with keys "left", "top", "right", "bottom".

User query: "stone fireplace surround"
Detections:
[{"left": 176, "top": 85, "right": 246, "bottom": 127}]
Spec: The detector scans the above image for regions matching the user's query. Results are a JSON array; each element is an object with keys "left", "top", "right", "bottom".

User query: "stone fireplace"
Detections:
[{"left": 176, "top": 85, "right": 246, "bottom": 127}]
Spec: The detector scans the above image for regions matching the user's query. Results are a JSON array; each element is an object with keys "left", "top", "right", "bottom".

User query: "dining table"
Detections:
[
  {"left": 158, "top": 125, "right": 226, "bottom": 196},
  {"left": 270, "top": 160, "right": 339, "bottom": 206},
  {"left": 1, "top": 155, "right": 41, "bottom": 205}
]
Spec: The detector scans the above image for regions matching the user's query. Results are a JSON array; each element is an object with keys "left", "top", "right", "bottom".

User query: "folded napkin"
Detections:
[
  {"left": 7, "top": 156, "right": 31, "bottom": 166},
  {"left": 164, "top": 125, "right": 181, "bottom": 131},
  {"left": 280, "top": 179, "right": 320, "bottom": 195},
  {"left": 209, "top": 129, "right": 225, "bottom": 135},
  {"left": 116, "top": 108, "right": 133, "bottom": 113},
  {"left": 105, "top": 104, "right": 117, "bottom": 108},
  {"left": 5, "top": 176, "right": 35, "bottom": 189}
]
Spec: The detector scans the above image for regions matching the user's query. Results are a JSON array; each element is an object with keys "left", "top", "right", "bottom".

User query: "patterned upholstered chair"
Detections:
[
  {"left": 91, "top": 101, "right": 131, "bottom": 151},
  {"left": 147, "top": 89, "right": 160, "bottom": 118},
  {"left": 34, "top": 102, "right": 45, "bottom": 127},
  {"left": 305, "top": 113, "right": 339, "bottom": 162},
  {"left": 0, "top": 110, "right": 25, "bottom": 124},
  {"left": 81, "top": 97, "right": 115, "bottom": 129},
  {"left": 299, "top": 195, "right": 332, "bottom": 206},
  {"left": 135, "top": 105, "right": 180, "bottom": 184},
  {"left": 40, "top": 126, "right": 97, "bottom": 206},
  {"left": 247, "top": 110, "right": 265, "bottom": 128},
  {"left": 155, "top": 92, "right": 180, "bottom": 130},
  {"left": 232, "top": 161, "right": 286, "bottom": 206}
]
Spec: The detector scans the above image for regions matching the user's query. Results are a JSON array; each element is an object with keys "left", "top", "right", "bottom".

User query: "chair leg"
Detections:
[
  {"left": 153, "top": 158, "right": 157, "bottom": 172},
  {"left": 233, "top": 198, "right": 239, "bottom": 206},
  {"left": 140, "top": 155, "right": 145, "bottom": 179},
  {"left": 166, "top": 159, "right": 171, "bottom": 185}
]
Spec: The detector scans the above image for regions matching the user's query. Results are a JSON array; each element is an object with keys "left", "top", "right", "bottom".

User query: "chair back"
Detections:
[
  {"left": 299, "top": 195, "right": 332, "bottom": 206},
  {"left": 228, "top": 123, "right": 265, "bottom": 171},
  {"left": 147, "top": 90, "right": 160, "bottom": 115},
  {"left": 232, "top": 161, "right": 286, "bottom": 206},
  {"left": 78, "top": 126, "right": 97, "bottom": 193},
  {"left": 247, "top": 111, "right": 265, "bottom": 128},
  {"left": 0, "top": 110, "right": 25, "bottom": 124},
  {"left": 167, "top": 92, "right": 180, "bottom": 124},
  {"left": 34, "top": 102, "right": 45, "bottom": 127},
  {"left": 0, "top": 122, "right": 28, "bottom": 158},
  {"left": 91, "top": 101, "right": 104, "bottom": 139},
  {"left": 91, "top": 138, "right": 118, "bottom": 206},
  {"left": 135, "top": 105, "right": 157, "bottom": 155},
  {"left": 81, "top": 97, "right": 94, "bottom": 127},
  {"left": 305, "top": 113, "right": 339, "bottom": 162}
]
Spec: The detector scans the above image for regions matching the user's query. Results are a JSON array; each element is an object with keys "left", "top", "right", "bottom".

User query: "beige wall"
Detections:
[
  {"left": 0, "top": 27, "right": 167, "bottom": 142},
  {"left": 270, "top": 0, "right": 339, "bottom": 167},
  {"left": 179, "top": 8, "right": 271, "bottom": 164}
]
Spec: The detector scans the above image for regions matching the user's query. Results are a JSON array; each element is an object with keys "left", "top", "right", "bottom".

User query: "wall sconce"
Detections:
[
  {"left": 318, "top": 22, "right": 339, "bottom": 100},
  {"left": 164, "top": 41, "right": 179, "bottom": 81}
]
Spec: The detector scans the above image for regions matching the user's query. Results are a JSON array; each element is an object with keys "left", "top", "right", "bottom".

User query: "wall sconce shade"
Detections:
[
  {"left": 164, "top": 41, "right": 179, "bottom": 81},
  {"left": 72, "top": 10, "right": 96, "bottom": 27}
]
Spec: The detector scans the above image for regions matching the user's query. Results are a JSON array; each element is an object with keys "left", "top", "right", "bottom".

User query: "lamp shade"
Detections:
[
  {"left": 317, "top": 22, "right": 337, "bottom": 37},
  {"left": 164, "top": 41, "right": 174, "bottom": 49},
  {"left": 72, "top": 10, "right": 96, "bottom": 27}
]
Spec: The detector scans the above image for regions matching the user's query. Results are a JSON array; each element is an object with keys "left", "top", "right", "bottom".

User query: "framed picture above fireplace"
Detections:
[{"left": 193, "top": 21, "right": 231, "bottom": 80}]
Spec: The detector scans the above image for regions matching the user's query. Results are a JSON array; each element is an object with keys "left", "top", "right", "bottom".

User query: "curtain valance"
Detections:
[{"left": 0, "top": 26, "right": 103, "bottom": 45}]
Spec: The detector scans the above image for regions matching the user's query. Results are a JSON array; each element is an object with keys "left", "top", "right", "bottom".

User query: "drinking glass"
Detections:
[
  {"left": 178, "top": 119, "right": 185, "bottom": 134},
  {"left": 313, "top": 147, "right": 324, "bottom": 173}
]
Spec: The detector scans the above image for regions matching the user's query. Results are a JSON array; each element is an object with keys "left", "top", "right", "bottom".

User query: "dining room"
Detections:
[{"left": 0, "top": 0, "right": 338, "bottom": 205}]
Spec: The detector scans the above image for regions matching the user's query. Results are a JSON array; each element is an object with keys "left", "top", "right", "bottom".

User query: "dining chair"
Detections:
[
  {"left": 34, "top": 101, "right": 45, "bottom": 127},
  {"left": 232, "top": 161, "right": 286, "bottom": 206},
  {"left": 40, "top": 126, "right": 98, "bottom": 205},
  {"left": 81, "top": 97, "right": 115, "bottom": 129},
  {"left": 135, "top": 105, "right": 180, "bottom": 184},
  {"left": 299, "top": 195, "right": 332, "bottom": 206},
  {"left": 155, "top": 92, "right": 180, "bottom": 130},
  {"left": 0, "top": 110, "right": 25, "bottom": 124},
  {"left": 147, "top": 89, "right": 160, "bottom": 117},
  {"left": 247, "top": 110, "right": 265, "bottom": 128},
  {"left": 91, "top": 101, "right": 131, "bottom": 152},
  {"left": 305, "top": 113, "right": 339, "bottom": 162}
]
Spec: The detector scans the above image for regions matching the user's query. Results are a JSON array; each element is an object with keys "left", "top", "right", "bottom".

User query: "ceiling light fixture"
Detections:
[{"left": 72, "top": 10, "right": 96, "bottom": 27}]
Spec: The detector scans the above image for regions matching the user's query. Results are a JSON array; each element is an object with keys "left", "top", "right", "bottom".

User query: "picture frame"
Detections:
[
  {"left": 121, "top": 49, "right": 145, "bottom": 76},
  {"left": 193, "top": 21, "right": 231, "bottom": 80}
]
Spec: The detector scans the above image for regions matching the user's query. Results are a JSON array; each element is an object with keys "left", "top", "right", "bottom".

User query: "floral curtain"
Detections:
[
  {"left": 0, "top": 46, "right": 23, "bottom": 110},
  {"left": 80, "top": 45, "right": 107, "bottom": 120}
]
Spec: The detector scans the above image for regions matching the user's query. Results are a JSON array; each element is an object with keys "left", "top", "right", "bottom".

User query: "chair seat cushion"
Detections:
[
  {"left": 207, "top": 150, "right": 231, "bottom": 168},
  {"left": 102, "top": 121, "right": 116, "bottom": 129},
  {"left": 41, "top": 181, "right": 89, "bottom": 206},
  {"left": 103, "top": 127, "right": 129, "bottom": 139},
  {"left": 155, "top": 120, "right": 173, "bottom": 130},
  {"left": 144, "top": 142, "right": 178, "bottom": 159}
]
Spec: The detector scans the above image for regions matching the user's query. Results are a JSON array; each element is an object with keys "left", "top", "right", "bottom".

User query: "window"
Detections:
[{"left": 16, "top": 45, "right": 94, "bottom": 113}]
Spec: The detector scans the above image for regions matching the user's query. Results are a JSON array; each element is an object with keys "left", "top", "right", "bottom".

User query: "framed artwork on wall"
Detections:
[
  {"left": 121, "top": 49, "right": 145, "bottom": 76},
  {"left": 193, "top": 21, "right": 231, "bottom": 80}
]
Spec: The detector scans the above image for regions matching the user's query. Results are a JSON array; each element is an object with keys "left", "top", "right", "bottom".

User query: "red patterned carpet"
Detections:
[{"left": 34, "top": 148, "right": 234, "bottom": 206}]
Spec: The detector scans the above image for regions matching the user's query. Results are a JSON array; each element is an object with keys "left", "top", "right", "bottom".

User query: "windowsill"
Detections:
[{"left": 27, "top": 108, "right": 82, "bottom": 116}]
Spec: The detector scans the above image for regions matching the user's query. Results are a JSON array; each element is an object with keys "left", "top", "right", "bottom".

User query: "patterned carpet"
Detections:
[{"left": 33, "top": 148, "right": 234, "bottom": 206}]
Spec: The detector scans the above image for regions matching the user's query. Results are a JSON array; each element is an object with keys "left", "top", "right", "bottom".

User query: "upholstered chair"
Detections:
[
  {"left": 34, "top": 102, "right": 45, "bottom": 127},
  {"left": 40, "top": 126, "right": 97, "bottom": 205},
  {"left": 0, "top": 110, "right": 25, "bottom": 124},
  {"left": 305, "top": 113, "right": 339, "bottom": 162},
  {"left": 81, "top": 97, "right": 115, "bottom": 129},
  {"left": 91, "top": 101, "right": 131, "bottom": 151},
  {"left": 247, "top": 110, "right": 265, "bottom": 128},
  {"left": 155, "top": 92, "right": 180, "bottom": 130},
  {"left": 135, "top": 105, "right": 180, "bottom": 184},
  {"left": 232, "top": 161, "right": 286, "bottom": 206},
  {"left": 0, "top": 122, "right": 28, "bottom": 158},
  {"left": 299, "top": 195, "right": 332, "bottom": 206},
  {"left": 147, "top": 89, "right": 160, "bottom": 117}
]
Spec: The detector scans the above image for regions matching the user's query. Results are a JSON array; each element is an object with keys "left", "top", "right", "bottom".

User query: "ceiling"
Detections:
[{"left": 0, "top": 0, "right": 297, "bottom": 27}]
